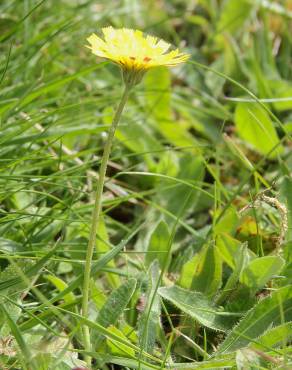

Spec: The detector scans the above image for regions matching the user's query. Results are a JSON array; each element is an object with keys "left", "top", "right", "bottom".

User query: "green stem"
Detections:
[{"left": 81, "top": 83, "right": 131, "bottom": 367}]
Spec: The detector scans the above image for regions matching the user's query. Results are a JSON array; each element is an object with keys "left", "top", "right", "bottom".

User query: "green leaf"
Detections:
[
  {"left": 224, "top": 133, "right": 255, "bottom": 171},
  {"left": 57, "top": 307, "right": 160, "bottom": 364},
  {"left": 0, "top": 242, "right": 60, "bottom": 292},
  {"left": 0, "top": 238, "right": 24, "bottom": 253},
  {"left": 145, "top": 67, "right": 195, "bottom": 147},
  {"left": 92, "top": 354, "right": 160, "bottom": 369},
  {"left": 205, "top": 58, "right": 226, "bottom": 97},
  {"left": 267, "top": 79, "right": 292, "bottom": 111},
  {"left": 251, "top": 322, "right": 292, "bottom": 350},
  {"left": 25, "top": 222, "right": 144, "bottom": 316},
  {"left": 214, "top": 208, "right": 239, "bottom": 236},
  {"left": 1, "top": 305, "right": 32, "bottom": 369},
  {"left": 216, "top": 233, "right": 254, "bottom": 270},
  {"left": 216, "top": 233, "right": 240, "bottom": 269},
  {"left": 45, "top": 275, "right": 75, "bottom": 304},
  {"left": 145, "top": 66, "right": 171, "bottom": 120},
  {"left": 94, "top": 278, "right": 137, "bottom": 345},
  {"left": 158, "top": 285, "right": 228, "bottom": 332},
  {"left": 103, "top": 355, "right": 236, "bottom": 369},
  {"left": 217, "top": 0, "right": 253, "bottom": 34},
  {"left": 91, "top": 282, "right": 107, "bottom": 310},
  {"left": 217, "top": 285, "right": 292, "bottom": 353},
  {"left": 179, "top": 252, "right": 201, "bottom": 289},
  {"left": 138, "top": 261, "right": 161, "bottom": 355},
  {"left": 240, "top": 256, "right": 285, "bottom": 289},
  {"left": 158, "top": 153, "right": 205, "bottom": 223},
  {"left": 145, "top": 220, "right": 170, "bottom": 269},
  {"left": 190, "top": 244, "right": 222, "bottom": 298},
  {"left": 168, "top": 358, "right": 236, "bottom": 369},
  {"left": 234, "top": 102, "right": 283, "bottom": 157},
  {"left": 216, "top": 244, "right": 251, "bottom": 306},
  {"left": 280, "top": 177, "right": 292, "bottom": 241},
  {"left": 106, "top": 325, "right": 135, "bottom": 357},
  {"left": 97, "top": 278, "right": 137, "bottom": 328}
]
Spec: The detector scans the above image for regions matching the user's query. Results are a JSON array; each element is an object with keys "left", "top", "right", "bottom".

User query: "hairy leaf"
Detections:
[
  {"left": 158, "top": 285, "right": 229, "bottom": 332},
  {"left": 217, "top": 285, "right": 292, "bottom": 353}
]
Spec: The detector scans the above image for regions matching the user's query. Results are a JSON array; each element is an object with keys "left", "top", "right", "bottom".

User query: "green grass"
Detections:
[{"left": 0, "top": 0, "right": 292, "bottom": 369}]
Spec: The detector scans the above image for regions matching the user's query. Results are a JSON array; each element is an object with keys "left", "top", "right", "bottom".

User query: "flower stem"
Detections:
[{"left": 81, "top": 83, "right": 131, "bottom": 367}]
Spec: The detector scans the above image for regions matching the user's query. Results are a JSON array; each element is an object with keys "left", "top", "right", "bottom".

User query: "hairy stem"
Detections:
[{"left": 81, "top": 83, "right": 131, "bottom": 366}]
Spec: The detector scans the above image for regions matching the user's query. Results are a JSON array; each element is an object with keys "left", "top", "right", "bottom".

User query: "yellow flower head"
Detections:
[{"left": 87, "top": 27, "right": 189, "bottom": 85}]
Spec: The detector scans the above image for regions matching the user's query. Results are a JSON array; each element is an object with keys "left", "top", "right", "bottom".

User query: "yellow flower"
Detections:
[{"left": 87, "top": 27, "right": 189, "bottom": 85}]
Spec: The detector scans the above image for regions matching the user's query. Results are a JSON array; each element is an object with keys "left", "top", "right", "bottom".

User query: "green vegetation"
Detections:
[{"left": 0, "top": 0, "right": 292, "bottom": 369}]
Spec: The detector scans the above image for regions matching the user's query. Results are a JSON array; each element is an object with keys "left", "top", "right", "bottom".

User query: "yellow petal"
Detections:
[{"left": 86, "top": 27, "right": 189, "bottom": 72}]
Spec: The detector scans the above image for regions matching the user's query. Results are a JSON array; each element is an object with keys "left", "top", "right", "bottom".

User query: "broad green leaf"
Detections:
[
  {"left": 94, "top": 278, "right": 137, "bottom": 345},
  {"left": 158, "top": 153, "right": 205, "bottom": 223},
  {"left": 217, "top": 285, "right": 292, "bottom": 353},
  {"left": 205, "top": 58, "right": 226, "bottom": 97},
  {"left": 106, "top": 325, "right": 135, "bottom": 357},
  {"left": 214, "top": 207, "right": 239, "bottom": 236},
  {"left": 45, "top": 275, "right": 75, "bottom": 304},
  {"left": 216, "top": 247, "right": 251, "bottom": 307},
  {"left": 138, "top": 261, "right": 161, "bottom": 355},
  {"left": 156, "top": 150, "right": 179, "bottom": 178},
  {"left": 216, "top": 233, "right": 254, "bottom": 270},
  {"left": 158, "top": 285, "right": 228, "bottom": 332},
  {"left": 0, "top": 238, "right": 23, "bottom": 254},
  {"left": 145, "top": 66, "right": 171, "bottom": 121},
  {"left": 251, "top": 322, "right": 292, "bottom": 350},
  {"left": 145, "top": 67, "right": 195, "bottom": 147},
  {"left": 251, "top": 30, "right": 278, "bottom": 99},
  {"left": 190, "top": 244, "right": 222, "bottom": 298},
  {"left": 234, "top": 102, "right": 283, "bottom": 157},
  {"left": 97, "top": 278, "right": 137, "bottom": 328},
  {"left": 11, "top": 190, "right": 33, "bottom": 209},
  {"left": 216, "top": 233, "right": 240, "bottom": 269},
  {"left": 240, "top": 256, "right": 285, "bottom": 289},
  {"left": 120, "top": 322, "right": 138, "bottom": 344},
  {"left": 179, "top": 252, "right": 200, "bottom": 289},
  {"left": 267, "top": 79, "right": 292, "bottom": 111},
  {"left": 145, "top": 220, "right": 170, "bottom": 269},
  {"left": 217, "top": 0, "right": 253, "bottom": 34},
  {"left": 91, "top": 281, "right": 107, "bottom": 310}
]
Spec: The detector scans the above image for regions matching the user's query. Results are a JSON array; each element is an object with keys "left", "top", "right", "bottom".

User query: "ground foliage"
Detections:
[{"left": 0, "top": 0, "right": 292, "bottom": 369}]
